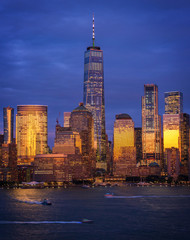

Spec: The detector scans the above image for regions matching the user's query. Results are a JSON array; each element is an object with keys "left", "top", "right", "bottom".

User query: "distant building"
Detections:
[
  {"left": 113, "top": 114, "right": 136, "bottom": 176},
  {"left": 83, "top": 15, "right": 106, "bottom": 167},
  {"left": 63, "top": 112, "right": 71, "bottom": 127},
  {"left": 134, "top": 128, "right": 142, "bottom": 164},
  {"left": 163, "top": 114, "right": 181, "bottom": 150},
  {"left": 165, "top": 91, "right": 183, "bottom": 114},
  {"left": 142, "top": 84, "right": 162, "bottom": 166},
  {"left": 16, "top": 105, "right": 48, "bottom": 165},
  {"left": 70, "top": 103, "right": 94, "bottom": 156},
  {"left": 0, "top": 135, "right": 4, "bottom": 147},
  {"left": 52, "top": 125, "right": 81, "bottom": 155},
  {"left": 0, "top": 143, "right": 17, "bottom": 182},
  {"left": 34, "top": 153, "right": 90, "bottom": 182},
  {"left": 3, "top": 107, "right": 14, "bottom": 144},
  {"left": 165, "top": 148, "right": 180, "bottom": 180},
  {"left": 70, "top": 103, "right": 96, "bottom": 173},
  {"left": 180, "top": 113, "right": 189, "bottom": 175}
]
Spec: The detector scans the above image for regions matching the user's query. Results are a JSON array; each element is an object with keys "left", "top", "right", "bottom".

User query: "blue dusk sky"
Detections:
[{"left": 0, "top": 0, "right": 190, "bottom": 147}]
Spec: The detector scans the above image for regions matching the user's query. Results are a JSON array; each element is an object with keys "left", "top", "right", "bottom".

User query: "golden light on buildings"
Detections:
[
  {"left": 113, "top": 114, "right": 135, "bottom": 160},
  {"left": 16, "top": 105, "right": 48, "bottom": 165}
]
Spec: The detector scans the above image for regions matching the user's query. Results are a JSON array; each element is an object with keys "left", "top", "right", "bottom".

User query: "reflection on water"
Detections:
[{"left": 0, "top": 187, "right": 190, "bottom": 240}]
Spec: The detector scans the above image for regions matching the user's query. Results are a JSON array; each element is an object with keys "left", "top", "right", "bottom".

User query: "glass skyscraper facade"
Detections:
[
  {"left": 142, "top": 84, "right": 162, "bottom": 166},
  {"left": 16, "top": 105, "right": 48, "bottom": 165},
  {"left": 163, "top": 91, "right": 185, "bottom": 169},
  {"left": 83, "top": 17, "right": 106, "bottom": 167},
  {"left": 165, "top": 91, "right": 183, "bottom": 114},
  {"left": 3, "top": 107, "right": 14, "bottom": 144},
  {"left": 113, "top": 114, "right": 136, "bottom": 176}
]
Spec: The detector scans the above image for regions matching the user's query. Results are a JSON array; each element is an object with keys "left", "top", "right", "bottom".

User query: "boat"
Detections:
[
  {"left": 81, "top": 185, "right": 90, "bottom": 189},
  {"left": 41, "top": 199, "right": 52, "bottom": 205},
  {"left": 104, "top": 193, "right": 114, "bottom": 198},
  {"left": 82, "top": 218, "right": 94, "bottom": 224}
]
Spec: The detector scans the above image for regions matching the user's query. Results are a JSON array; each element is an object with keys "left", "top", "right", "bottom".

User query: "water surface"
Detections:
[{"left": 0, "top": 186, "right": 190, "bottom": 240}]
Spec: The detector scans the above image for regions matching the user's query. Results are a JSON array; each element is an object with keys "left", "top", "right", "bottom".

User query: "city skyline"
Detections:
[{"left": 1, "top": 0, "right": 190, "bottom": 147}]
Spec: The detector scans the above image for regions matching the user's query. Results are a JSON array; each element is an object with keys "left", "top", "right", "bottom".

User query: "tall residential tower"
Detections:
[{"left": 83, "top": 15, "right": 106, "bottom": 169}]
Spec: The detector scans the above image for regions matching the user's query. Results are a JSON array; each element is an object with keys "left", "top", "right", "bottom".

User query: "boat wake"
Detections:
[
  {"left": 16, "top": 198, "right": 42, "bottom": 204},
  {"left": 105, "top": 195, "right": 190, "bottom": 199},
  {"left": 0, "top": 221, "right": 82, "bottom": 224},
  {"left": 12, "top": 196, "right": 45, "bottom": 205}
]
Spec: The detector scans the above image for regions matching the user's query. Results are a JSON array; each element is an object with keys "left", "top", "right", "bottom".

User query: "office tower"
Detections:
[
  {"left": 0, "top": 143, "right": 17, "bottom": 181},
  {"left": 3, "top": 107, "right": 14, "bottom": 144},
  {"left": 163, "top": 92, "right": 186, "bottom": 171},
  {"left": 134, "top": 128, "right": 142, "bottom": 164},
  {"left": 165, "top": 147, "right": 180, "bottom": 180},
  {"left": 165, "top": 91, "right": 183, "bottom": 114},
  {"left": 52, "top": 124, "right": 81, "bottom": 154},
  {"left": 64, "top": 112, "right": 71, "bottom": 127},
  {"left": 16, "top": 105, "right": 48, "bottom": 165},
  {"left": 180, "top": 113, "right": 189, "bottom": 174},
  {"left": 113, "top": 114, "right": 136, "bottom": 176},
  {"left": 163, "top": 114, "right": 181, "bottom": 150},
  {"left": 142, "top": 84, "right": 162, "bottom": 166},
  {"left": 83, "top": 15, "right": 106, "bottom": 168},
  {"left": 70, "top": 103, "right": 94, "bottom": 156}
]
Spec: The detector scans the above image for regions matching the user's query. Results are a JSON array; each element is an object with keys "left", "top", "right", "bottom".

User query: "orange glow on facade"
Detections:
[
  {"left": 163, "top": 114, "right": 180, "bottom": 150},
  {"left": 16, "top": 105, "right": 48, "bottom": 165}
]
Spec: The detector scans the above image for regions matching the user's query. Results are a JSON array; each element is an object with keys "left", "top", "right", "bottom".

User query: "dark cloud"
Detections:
[{"left": 0, "top": 0, "right": 190, "bottom": 147}]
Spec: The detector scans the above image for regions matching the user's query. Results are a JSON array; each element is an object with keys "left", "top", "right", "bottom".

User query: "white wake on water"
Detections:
[
  {"left": 105, "top": 195, "right": 190, "bottom": 199},
  {"left": 0, "top": 221, "right": 82, "bottom": 224}
]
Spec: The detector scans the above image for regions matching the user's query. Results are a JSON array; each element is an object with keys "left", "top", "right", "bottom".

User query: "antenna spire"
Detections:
[{"left": 92, "top": 14, "right": 95, "bottom": 47}]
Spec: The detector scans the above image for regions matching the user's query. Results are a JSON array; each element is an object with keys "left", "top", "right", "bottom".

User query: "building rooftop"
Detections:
[
  {"left": 73, "top": 103, "right": 91, "bottom": 113},
  {"left": 149, "top": 162, "right": 159, "bottom": 167},
  {"left": 116, "top": 114, "right": 132, "bottom": 120}
]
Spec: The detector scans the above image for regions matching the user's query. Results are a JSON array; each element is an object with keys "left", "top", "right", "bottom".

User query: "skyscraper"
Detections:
[
  {"left": 3, "top": 107, "right": 14, "bottom": 144},
  {"left": 180, "top": 113, "right": 189, "bottom": 173},
  {"left": 165, "top": 91, "right": 183, "bottom": 114},
  {"left": 113, "top": 114, "right": 136, "bottom": 176},
  {"left": 83, "top": 15, "right": 106, "bottom": 168},
  {"left": 134, "top": 127, "right": 142, "bottom": 164},
  {"left": 163, "top": 91, "right": 183, "bottom": 168},
  {"left": 142, "top": 84, "right": 162, "bottom": 166},
  {"left": 70, "top": 103, "right": 94, "bottom": 157},
  {"left": 16, "top": 105, "right": 48, "bottom": 165}
]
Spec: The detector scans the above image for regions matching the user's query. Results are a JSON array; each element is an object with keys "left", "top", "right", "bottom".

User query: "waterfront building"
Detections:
[
  {"left": 3, "top": 107, "right": 14, "bottom": 144},
  {"left": 180, "top": 113, "right": 189, "bottom": 175},
  {"left": 34, "top": 153, "right": 90, "bottom": 182},
  {"left": 16, "top": 105, "right": 48, "bottom": 165},
  {"left": 52, "top": 124, "right": 81, "bottom": 155},
  {"left": 163, "top": 91, "right": 189, "bottom": 175},
  {"left": 165, "top": 91, "right": 183, "bottom": 114},
  {"left": 113, "top": 114, "right": 136, "bottom": 176},
  {"left": 163, "top": 114, "right": 181, "bottom": 150},
  {"left": 163, "top": 91, "right": 183, "bottom": 152},
  {"left": 63, "top": 112, "right": 71, "bottom": 127},
  {"left": 0, "top": 143, "right": 17, "bottom": 181},
  {"left": 83, "top": 15, "right": 106, "bottom": 168},
  {"left": 165, "top": 147, "right": 180, "bottom": 180},
  {"left": 134, "top": 128, "right": 142, "bottom": 164},
  {"left": 70, "top": 103, "right": 94, "bottom": 156},
  {"left": 142, "top": 84, "right": 162, "bottom": 166}
]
